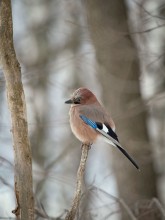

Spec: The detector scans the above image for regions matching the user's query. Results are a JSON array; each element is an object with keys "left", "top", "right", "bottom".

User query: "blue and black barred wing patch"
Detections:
[
  {"left": 79, "top": 115, "right": 97, "bottom": 129},
  {"left": 80, "top": 115, "right": 120, "bottom": 145},
  {"left": 80, "top": 115, "right": 139, "bottom": 170}
]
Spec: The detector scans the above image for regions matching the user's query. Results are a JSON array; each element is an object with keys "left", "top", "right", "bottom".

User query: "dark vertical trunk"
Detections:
[
  {"left": 0, "top": 0, "right": 34, "bottom": 219},
  {"left": 84, "top": 0, "right": 158, "bottom": 219}
]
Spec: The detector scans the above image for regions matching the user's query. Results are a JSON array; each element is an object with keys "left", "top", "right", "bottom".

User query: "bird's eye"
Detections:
[{"left": 74, "top": 97, "right": 81, "bottom": 104}]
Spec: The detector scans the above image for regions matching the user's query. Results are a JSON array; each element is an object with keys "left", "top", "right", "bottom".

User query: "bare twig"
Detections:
[
  {"left": 134, "top": 0, "right": 165, "bottom": 20},
  {"left": 130, "top": 23, "right": 165, "bottom": 35},
  {"left": 90, "top": 187, "right": 137, "bottom": 220},
  {"left": 0, "top": 156, "right": 14, "bottom": 168},
  {"left": 119, "top": 199, "right": 137, "bottom": 220},
  {"left": 0, "top": 0, "right": 34, "bottom": 219},
  {"left": 150, "top": 198, "right": 165, "bottom": 218},
  {"left": 0, "top": 176, "right": 13, "bottom": 189},
  {"left": 65, "top": 144, "right": 90, "bottom": 220}
]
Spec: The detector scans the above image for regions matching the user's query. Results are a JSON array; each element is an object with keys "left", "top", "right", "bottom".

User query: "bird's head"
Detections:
[{"left": 65, "top": 87, "right": 98, "bottom": 106}]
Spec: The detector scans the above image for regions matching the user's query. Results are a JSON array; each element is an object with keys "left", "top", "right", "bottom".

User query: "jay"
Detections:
[{"left": 65, "top": 87, "right": 139, "bottom": 170}]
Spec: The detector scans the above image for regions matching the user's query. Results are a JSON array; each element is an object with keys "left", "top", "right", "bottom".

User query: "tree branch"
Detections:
[
  {"left": 65, "top": 144, "right": 90, "bottom": 220},
  {"left": 0, "top": 0, "right": 34, "bottom": 219}
]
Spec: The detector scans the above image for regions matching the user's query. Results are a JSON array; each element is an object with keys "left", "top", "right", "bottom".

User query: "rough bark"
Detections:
[
  {"left": 85, "top": 0, "right": 158, "bottom": 219},
  {"left": 65, "top": 144, "right": 90, "bottom": 220},
  {"left": 0, "top": 0, "right": 34, "bottom": 219}
]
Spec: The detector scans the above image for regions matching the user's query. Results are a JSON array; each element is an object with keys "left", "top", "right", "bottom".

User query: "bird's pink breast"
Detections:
[{"left": 69, "top": 106, "right": 98, "bottom": 144}]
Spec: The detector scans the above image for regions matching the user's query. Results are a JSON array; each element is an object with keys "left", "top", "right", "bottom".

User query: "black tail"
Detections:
[{"left": 116, "top": 144, "right": 140, "bottom": 170}]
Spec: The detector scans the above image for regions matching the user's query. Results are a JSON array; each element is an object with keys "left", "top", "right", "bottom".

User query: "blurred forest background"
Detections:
[{"left": 0, "top": 0, "right": 165, "bottom": 219}]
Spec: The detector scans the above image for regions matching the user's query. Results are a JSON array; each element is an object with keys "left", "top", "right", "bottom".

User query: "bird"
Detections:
[{"left": 65, "top": 87, "right": 139, "bottom": 170}]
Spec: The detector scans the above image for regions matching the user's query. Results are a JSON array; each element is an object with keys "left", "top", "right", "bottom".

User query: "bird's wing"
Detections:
[
  {"left": 79, "top": 105, "right": 115, "bottom": 131},
  {"left": 80, "top": 115, "right": 139, "bottom": 170}
]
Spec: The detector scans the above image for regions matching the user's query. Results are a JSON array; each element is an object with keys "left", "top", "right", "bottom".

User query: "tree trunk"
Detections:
[
  {"left": 84, "top": 0, "right": 158, "bottom": 219},
  {"left": 0, "top": 0, "right": 34, "bottom": 219}
]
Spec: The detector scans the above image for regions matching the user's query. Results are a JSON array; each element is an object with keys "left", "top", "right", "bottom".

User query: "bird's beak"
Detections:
[{"left": 65, "top": 99, "right": 73, "bottom": 104}]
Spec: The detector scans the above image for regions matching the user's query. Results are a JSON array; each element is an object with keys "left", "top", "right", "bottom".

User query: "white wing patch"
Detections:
[{"left": 102, "top": 124, "right": 109, "bottom": 133}]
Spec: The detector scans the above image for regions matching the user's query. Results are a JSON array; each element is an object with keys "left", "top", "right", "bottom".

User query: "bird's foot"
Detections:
[{"left": 81, "top": 143, "right": 92, "bottom": 149}]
